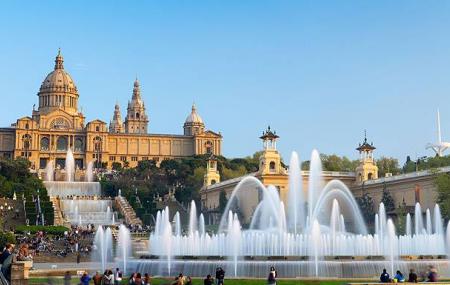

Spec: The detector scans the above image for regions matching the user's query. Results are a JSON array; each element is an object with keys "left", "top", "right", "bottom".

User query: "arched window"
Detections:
[
  {"left": 205, "top": 141, "right": 213, "bottom": 154},
  {"left": 368, "top": 173, "right": 373, "bottom": 180},
  {"left": 269, "top": 161, "right": 276, "bottom": 172},
  {"left": 40, "top": 137, "right": 49, "bottom": 151},
  {"left": 93, "top": 136, "right": 102, "bottom": 152},
  {"left": 95, "top": 126, "right": 100, "bottom": 132},
  {"left": 56, "top": 136, "right": 68, "bottom": 151},
  {"left": 74, "top": 138, "right": 83, "bottom": 152},
  {"left": 211, "top": 179, "right": 216, "bottom": 185},
  {"left": 25, "top": 123, "right": 29, "bottom": 130},
  {"left": 136, "top": 112, "right": 140, "bottom": 119},
  {"left": 22, "top": 134, "right": 32, "bottom": 150}
]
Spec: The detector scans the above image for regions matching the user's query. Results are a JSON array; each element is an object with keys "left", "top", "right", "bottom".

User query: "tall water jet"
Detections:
[
  {"left": 188, "top": 201, "right": 198, "bottom": 236},
  {"left": 426, "top": 209, "right": 432, "bottom": 235},
  {"left": 66, "top": 148, "right": 75, "bottom": 182},
  {"left": 174, "top": 212, "right": 181, "bottom": 236},
  {"left": 406, "top": 214, "right": 412, "bottom": 236},
  {"left": 199, "top": 214, "right": 205, "bottom": 236},
  {"left": 117, "top": 225, "right": 132, "bottom": 274},
  {"left": 45, "top": 160, "right": 54, "bottom": 181},
  {"left": 86, "top": 161, "right": 94, "bottom": 182},
  {"left": 386, "top": 219, "right": 397, "bottom": 276},
  {"left": 434, "top": 205, "right": 443, "bottom": 235},
  {"left": 94, "top": 226, "right": 113, "bottom": 272},
  {"left": 310, "top": 219, "right": 322, "bottom": 277},
  {"left": 287, "top": 151, "right": 304, "bottom": 233},
  {"left": 308, "top": 149, "right": 323, "bottom": 222},
  {"left": 415, "top": 203, "right": 424, "bottom": 235}
]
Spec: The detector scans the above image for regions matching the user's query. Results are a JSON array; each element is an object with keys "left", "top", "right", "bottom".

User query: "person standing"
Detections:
[
  {"left": 64, "top": 271, "right": 72, "bottom": 285},
  {"left": 92, "top": 272, "right": 102, "bottom": 285},
  {"left": 204, "top": 274, "right": 214, "bottom": 285},
  {"left": 80, "top": 272, "right": 91, "bottom": 285},
  {"left": 267, "top": 266, "right": 277, "bottom": 285},
  {"left": 115, "top": 268, "right": 123, "bottom": 285},
  {"left": 215, "top": 267, "right": 225, "bottom": 285}
]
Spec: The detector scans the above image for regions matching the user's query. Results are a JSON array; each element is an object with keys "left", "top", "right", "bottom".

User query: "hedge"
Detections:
[{"left": 15, "top": 225, "right": 69, "bottom": 236}]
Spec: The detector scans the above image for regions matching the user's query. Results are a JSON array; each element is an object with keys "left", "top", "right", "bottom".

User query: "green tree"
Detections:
[
  {"left": 435, "top": 172, "right": 450, "bottom": 219},
  {"left": 111, "top": 162, "right": 122, "bottom": 171},
  {"left": 395, "top": 199, "right": 408, "bottom": 235},
  {"left": 219, "top": 190, "right": 228, "bottom": 212},
  {"left": 377, "top": 157, "right": 401, "bottom": 177},
  {"left": 356, "top": 193, "right": 375, "bottom": 224},
  {"left": 381, "top": 184, "right": 395, "bottom": 213}
]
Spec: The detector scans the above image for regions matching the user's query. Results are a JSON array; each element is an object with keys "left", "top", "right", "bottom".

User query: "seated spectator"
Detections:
[
  {"left": 394, "top": 270, "right": 405, "bottom": 283},
  {"left": 408, "top": 269, "right": 418, "bottom": 283},
  {"left": 204, "top": 274, "right": 213, "bottom": 285},
  {"left": 380, "top": 268, "right": 390, "bottom": 283},
  {"left": 428, "top": 266, "right": 438, "bottom": 282}
]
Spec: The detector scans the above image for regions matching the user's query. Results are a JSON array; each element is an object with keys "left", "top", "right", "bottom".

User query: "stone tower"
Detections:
[
  {"left": 109, "top": 102, "right": 124, "bottom": 133},
  {"left": 258, "top": 126, "right": 283, "bottom": 175},
  {"left": 355, "top": 131, "right": 378, "bottom": 182},
  {"left": 184, "top": 103, "right": 205, "bottom": 136},
  {"left": 124, "top": 79, "right": 148, "bottom": 134},
  {"left": 204, "top": 154, "right": 221, "bottom": 187}
]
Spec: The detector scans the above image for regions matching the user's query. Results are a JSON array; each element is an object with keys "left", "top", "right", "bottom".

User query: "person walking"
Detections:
[{"left": 267, "top": 266, "right": 277, "bottom": 285}]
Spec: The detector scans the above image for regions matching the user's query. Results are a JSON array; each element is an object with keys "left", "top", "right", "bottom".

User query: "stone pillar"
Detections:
[{"left": 11, "top": 260, "right": 33, "bottom": 285}]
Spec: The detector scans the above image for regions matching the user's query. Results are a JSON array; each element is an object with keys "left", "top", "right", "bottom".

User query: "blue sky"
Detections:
[{"left": 1, "top": 1, "right": 450, "bottom": 164}]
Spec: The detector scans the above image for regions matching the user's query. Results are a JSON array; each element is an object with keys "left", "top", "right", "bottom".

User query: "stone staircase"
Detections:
[
  {"left": 50, "top": 197, "right": 67, "bottom": 226},
  {"left": 115, "top": 196, "right": 142, "bottom": 226}
]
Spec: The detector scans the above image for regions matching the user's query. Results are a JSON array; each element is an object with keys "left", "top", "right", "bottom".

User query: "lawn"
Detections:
[{"left": 28, "top": 277, "right": 350, "bottom": 285}]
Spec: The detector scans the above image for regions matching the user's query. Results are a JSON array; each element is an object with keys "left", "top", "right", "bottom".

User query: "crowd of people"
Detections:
[
  {"left": 380, "top": 266, "right": 439, "bottom": 283},
  {"left": 15, "top": 225, "right": 96, "bottom": 259}
]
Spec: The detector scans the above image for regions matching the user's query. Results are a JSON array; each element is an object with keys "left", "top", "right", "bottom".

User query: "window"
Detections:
[
  {"left": 142, "top": 157, "right": 148, "bottom": 161},
  {"left": 93, "top": 137, "right": 102, "bottom": 152},
  {"left": 269, "top": 161, "right": 276, "bottom": 172},
  {"left": 25, "top": 123, "right": 29, "bottom": 129},
  {"left": 153, "top": 157, "right": 160, "bottom": 162},
  {"left": 120, "top": 156, "right": 127, "bottom": 162},
  {"left": 136, "top": 112, "right": 140, "bottom": 119},
  {"left": 131, "top": 156, "right": 138, "bottom": 161},
  {"left": 211, "top": 179, "right": 216, "bottom": 185},
  {"left": 56, "top": 136, "right": 68, "bottom": 151},
  {"left": 40, "top": 137, "right": 50, "bottom": 151},
  {"left": 205, "top": 141, "right": 213, "bottom": 154},
  {"left": 95, "top": 126, "right": 100, "bottom": 132},
  {"left": 368, "top": 173, "right": 373, "bottom": 180},
  {"left": 74, "top": 138, "right": 83, "bottom": 152},
  {"left": 109, "top": 156, "right": 116, "bottom": 161}
]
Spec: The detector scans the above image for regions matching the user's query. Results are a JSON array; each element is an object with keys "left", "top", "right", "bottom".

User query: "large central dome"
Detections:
[
  {"left": 39, "top": 50, "right": 77, "bottom": 94},
  {"left": 37, "top": 50, "right": 79, "bottom": 115}
]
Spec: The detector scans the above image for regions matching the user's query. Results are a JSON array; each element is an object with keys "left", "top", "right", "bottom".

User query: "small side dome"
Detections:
[{"left": 185, "top": 103, "right": 203, "bottom": 124}]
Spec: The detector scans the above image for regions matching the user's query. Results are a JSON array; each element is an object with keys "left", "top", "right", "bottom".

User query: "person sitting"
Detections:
[
  {"left": 380, "top": 268, "right": 390, "bottom": 283},
  {"left": 428, "top": 266, "right": 438, "bottom": 282},
  {"left": 204, "top": 274, "right": 213, "bottom": 285},
  {"left": 17, "top": 244, "right": 32, "bottom": 261},
  {"left": 408, "top": 269, "right": 418, "bottom": 283},
  {"left": 185, "top": 276, "right": 192, "bottom": 285},
  {"left": 134, "top": 272, "right": 144, "bottom": 285},
  {"left": 394, "top": 270, "right": 405, "bottom": 283}
]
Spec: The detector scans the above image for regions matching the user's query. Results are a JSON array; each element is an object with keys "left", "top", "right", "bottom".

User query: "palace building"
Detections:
[{"left": 0, "top": 50, "right": 222, "bottom": 174}]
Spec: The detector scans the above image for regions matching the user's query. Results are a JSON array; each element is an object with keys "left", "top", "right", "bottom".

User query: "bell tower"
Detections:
[
  {"left": 124, "top": 79, "right": 149, "bottom": 134},
  {"left": 355, "top": 131, "right": 378, "bottom": 182},
  {"left": 204, "top": 154, "right": 220, "bottom": 187},
  {"left": 258, "top": 126, "right": 283, "bottom": 175}
]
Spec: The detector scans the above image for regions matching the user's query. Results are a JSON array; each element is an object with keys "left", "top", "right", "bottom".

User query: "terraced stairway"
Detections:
[
  {"left": 115, "top": 196, "right": 142, "bottom": 226},
  {"left": 50, "top": 197, "right": 67, "bottom": 226}
]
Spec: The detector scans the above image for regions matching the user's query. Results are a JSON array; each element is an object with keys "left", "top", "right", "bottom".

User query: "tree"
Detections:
[
  {"left": 356, "top": 193, "right": 375, "bottom": 224},
  {"left": 111, "top": 162, "right": 122, "bottom": 171},
  {"left": 395, "top": 199, "right": 407, "bottom": 235},
  {"left": 377, "top": 157, "right": 401, "bottom": 177},
  {"left": 219, "top": 190, "right": 228, "bottom": 212},
  {"left": 381, "top": 183, "right": 395, "bottom": 213},
  {"left": 435, "top": 172, "right": 450, "bottom": 219}
]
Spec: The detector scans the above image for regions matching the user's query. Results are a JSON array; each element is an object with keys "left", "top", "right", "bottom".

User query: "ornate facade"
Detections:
[{"left": 0, "top": 50, "right": 222, "bottom": 171}]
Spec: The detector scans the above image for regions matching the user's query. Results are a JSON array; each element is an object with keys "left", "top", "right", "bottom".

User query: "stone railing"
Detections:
[{"left": 115, "top": 196, "right": 142, "bottom": 226}]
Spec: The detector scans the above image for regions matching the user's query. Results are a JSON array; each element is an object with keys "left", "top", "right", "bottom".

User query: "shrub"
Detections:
[
  {"left": 15, "top": 225, "right": 69, "bottom": 236},
  {"left": 0, "top": 231, "right": 16, "bottom": 249}
]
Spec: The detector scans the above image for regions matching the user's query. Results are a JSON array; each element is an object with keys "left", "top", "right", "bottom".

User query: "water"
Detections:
[
  {"left": 45, "top": 160, "right": 54, "bottom": 181},
  {"left": 66, "top": 148, "right": 75, "bottom": 182},
  {"left": 140, "top": 150, "right": 450, "bottom": 278},
  {"left": 117, "top": 224, "right": 132, "bottom": 274},
  {"left": 93, "top": 226, "right": 113, "bottom": 272},
  {"left": 86, "top": 161, "right": 94, "bottom": 182},
  {"left": 60, "top": 199, "right": 117, "bottom": 225}
]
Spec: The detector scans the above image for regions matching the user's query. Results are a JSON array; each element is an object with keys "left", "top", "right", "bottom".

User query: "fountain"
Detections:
[
  {"left": 93, "top": 226, "right": 113, "bottom": 272},
  {"left": 117, "top": 224, "right": 132, "bottom": 274},
  {"left": 127, "top": 150, "right": 450, "bottom": 278},
  {"left": 86, "top": 161, "right": 94, "bottom": 182}
]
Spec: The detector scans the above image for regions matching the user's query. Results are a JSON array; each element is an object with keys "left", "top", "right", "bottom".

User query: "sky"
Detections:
[{"left": 1, "top": 1, "right": 450, "bottom": 164}]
